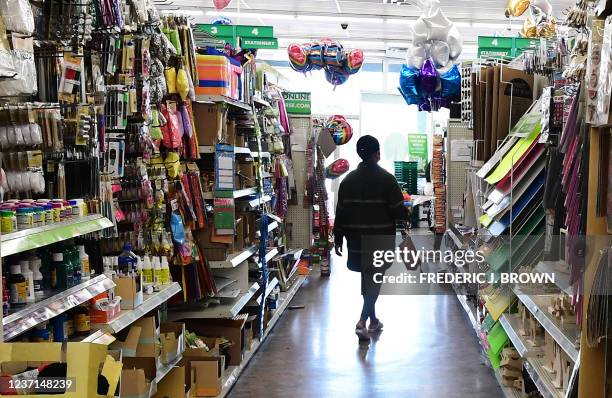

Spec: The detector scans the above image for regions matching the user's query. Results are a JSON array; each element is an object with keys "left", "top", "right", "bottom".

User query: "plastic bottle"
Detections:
[
  {"left": 2, "top": 275, "right": 9, "bottom": 316},
  {"left": 152, "top": 256, "right": 161, "bottom": 284},
  {"left": 9, "top": 264, "right": 27, "bottom": 307},
  {"left": 52, "top": 251, "right": 66, "bottom": 290},
  {"left": 160, "top": 257, "right": 170, "bottom": 284},
  {"left": 142, "top": 255, "right": 153, "bottom": 284},
  {"left": 62, "top": 248, "right": 74, "bottom": 288},
  {"left": 118, "top": 243, "right": 138, "bottom": 274},
  {"left": 78, "top": 245, "right": 90, "bottom": 281},
  {"left": 71, "top": 247, "right": 81, "bottom": 285},
  {"left": 30, "top": 256, "right": 44, "bottom": 299},
  {"left": 72, "top": 305, "right": 90, "bottom": 336},
  {"left": 20, "top": 259, "right": 35, "bottom": 303}
]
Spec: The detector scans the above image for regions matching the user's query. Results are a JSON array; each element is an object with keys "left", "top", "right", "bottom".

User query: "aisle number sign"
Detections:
[
  {"left": 282, "top": 92, "right": 311, "bottom": 115},
  {"left": 407, "top": 134, "right": 428, "bottom": 169},
  {"left": 196, "top": 24, "right": 278, "bottom": 49}
]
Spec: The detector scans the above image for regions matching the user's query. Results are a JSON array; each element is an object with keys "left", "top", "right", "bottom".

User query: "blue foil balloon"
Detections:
[
  {"left": 212, "top": 17, "right": 232, "bottom": 25},
  {"left": 440, "top": 64, "right": 461, "bottom": 98},
  {"left": 325, "top": 67, "right": 349, "bottom": 86},
  {"left": 399, "top": 64, "right": 419, "bottom": 97},
  {"left": 398, "top": 87, "right": 421, "bottom": 106}
]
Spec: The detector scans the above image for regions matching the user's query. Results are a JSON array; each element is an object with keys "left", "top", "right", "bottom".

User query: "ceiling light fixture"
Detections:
[
  {"left": 160, "top": 9, "right": 204, "bottom": 16},
  {"left": 472, "top": 22, "right": 517, "bottom": 29},
  {"left": 205, "top": 11, "right": 296, "bottom": 20},
  {"left": 453, "top": 21, "right": 472, "bottom": 27},
  {"left": 296, "top": 15, "right": 384, "bottom": 24},
  {"left": 385, "top": 18, "right": 413, "bottom": 24}
]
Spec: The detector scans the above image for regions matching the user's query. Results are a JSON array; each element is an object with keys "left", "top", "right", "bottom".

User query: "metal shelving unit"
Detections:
[
  {"left": 535, "top": 261, "right": 573, "bottom": 296},
  {"left": 3, "top": 274, "right": 115, "bottom": 340},
  {"left": 253, "top": 277, "right": 279, "bottom": 305},
  {"left": 1, "top": 214, "right": 113, "bottom": 257},
  {"left": 194, "top": 94, "right": 252, "bottom": 111},
  {"left": 253, "top": 96, "right": 270, "bottom": 108},
  {"left": 499, "top": 313, "right": 532, "bottom": 357},
  {"left": 217, "top": 275, "right": 306, "bottom": 398},
  {"left": 169, "top": 282, "right": 260, "bottom": 319},
  {"left": 514, "top": 287, "right": 580, "bottom": 362},
  {"left": 208, "top": 246, "right": 258, "bottom": 269},
  {"left": 95, "top": 282, "right": 182, "bottom": 334},
  {"left": 256, "top": 221, "right": 279, "bottom": 238},
  {"left": 524, "top": 357, "right": 565, "bottom": 398}
]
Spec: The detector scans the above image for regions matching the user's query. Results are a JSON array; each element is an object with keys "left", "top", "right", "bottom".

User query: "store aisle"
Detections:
[{"left": 229, "top": 235, "right": 503, "bottom": 398}]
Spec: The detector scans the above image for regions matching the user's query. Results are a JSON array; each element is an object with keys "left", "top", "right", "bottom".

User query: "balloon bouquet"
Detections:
[
  {"left": 324, "top": 115, "right": 352, "bottom": 179},
  {"left": 505, "top": 0, "right": 557, "bottom": 38},
  {"left": 398, "top": 0, "right": 462, "bottom": 112},
  {"left": 288, "top": 38, "right": 364, "bottom": 87}
]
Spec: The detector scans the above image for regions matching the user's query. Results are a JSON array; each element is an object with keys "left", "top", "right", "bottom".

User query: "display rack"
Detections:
[
  {"left": 208, "top": 246, "right": 258, "bottom": 269},
  {"left": 169, "top": 282, "right": 261, "bottom": 319},
  {"left": 194, "top": 95, "right": 252, "bottom": 111},
  {"left": 217, "top": 275, "right": 306, "bottom": 398},
  {"left": 1, "top": 215, "right": 113, "bottom": 257},
  {"left": 3, "top": 274, "right": 115, "bottom": 341},
  {"left": 535, "top": 261, "right": 573, "bottom": 296},
  {"left": 95, "top": 282, "right": 182, "bottom": 334}
]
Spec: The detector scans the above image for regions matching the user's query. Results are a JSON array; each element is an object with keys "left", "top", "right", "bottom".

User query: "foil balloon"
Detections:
[
  {"left": 505, "top": 0, "right": 556, "bottom": 38},
  {"left": 325, "top": 68, "right": 349, "bottom": 86},
  {"left": 345, "top": 49, "right": 364, "bottom": 75},
  {"left": 212, "top": 16, "right": 232, "bottom": 25},
  {"left": 286, "top": 38, "right": 363, "bottom": 86},
  {"left": 287, "top": 43, "right": 309, "bottom": 72},
  {"left": 213, "top": 0, "right": 231, "bottom": 11},
  {"left": 407, "top": 45, "right": 427, "bottom": 69},
  {"left": 326, "top": 115, "right": 353, "bottom": 145},
  {"left": 440, "top": 64, "right": 461, "bottom": 98},
  {"left": 325, "top": 159, "right": 350, "bottom": 179},
  {"left": 430, "top": 40, "right": 450, "bottom": 68},
  {"left": 399, "top": 64, "right": 419, "bottom": 97},
  {"left": 399, "top": 0, "right": 462, "bottom": 111},
  {"left": 323, "top": 42, "right": 344, "bottom": 67},
  {"left": 419, "top": 59, "right": 438, "bottom": 94}
]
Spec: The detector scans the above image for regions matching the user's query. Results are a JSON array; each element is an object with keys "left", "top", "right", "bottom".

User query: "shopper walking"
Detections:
[{"left": 333, "top": 135, "right": 409, "bottom": 340}]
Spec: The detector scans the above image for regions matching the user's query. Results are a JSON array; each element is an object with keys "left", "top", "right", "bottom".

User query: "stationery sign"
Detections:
[
  {"left": 282, "top": 92, "right": 311, "bottom": 115},
  {"left": 407, "top": 134, "right": 428, "bottom": 169}
]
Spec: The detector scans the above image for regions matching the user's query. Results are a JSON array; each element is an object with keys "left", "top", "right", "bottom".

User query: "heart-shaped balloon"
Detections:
[{"left": 213, "top": 0, "right": 231, "bottom": 10}]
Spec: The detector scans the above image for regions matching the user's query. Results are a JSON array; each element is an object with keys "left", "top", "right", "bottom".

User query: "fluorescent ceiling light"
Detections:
[
  {"left": 363, "top": 51, "right": 385, "bottom": 57},
  {"left": 472, "top": 22, "right": 517, "bottom": 29},
  {"left": 296, "top": 15, "right": 383, "bottom": 24},
  {"left": 453, "top": 21, "right": 472, "bottom": 27},
  {"left": 343, "top": 40, "right": 386, "bottom": 47},
  {"left": 386, "top": 18, "right": 413, "bottom": 25},
  {"left": 205, "top": 11, "right": 296, "bottom": 20},
  {"left": 386, "top": 41, "right": 412, "bottom": 48},
  {"left": 160, "top": 9, "right": 203, "bottom": 16}
]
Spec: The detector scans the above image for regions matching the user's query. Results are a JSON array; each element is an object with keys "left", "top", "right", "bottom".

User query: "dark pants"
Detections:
[{"left": 360, "top": 270, "right": 383, "bottom": 322}]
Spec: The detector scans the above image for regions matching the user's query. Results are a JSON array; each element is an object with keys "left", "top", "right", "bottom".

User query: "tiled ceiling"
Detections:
[{"left": 159, "top": 0, "right": 574, "bottom": 59}]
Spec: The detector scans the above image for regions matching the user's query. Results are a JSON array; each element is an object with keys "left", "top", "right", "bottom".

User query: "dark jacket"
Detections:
[{"left": 333, "top": 161, "right": 409, "bottom": 272}]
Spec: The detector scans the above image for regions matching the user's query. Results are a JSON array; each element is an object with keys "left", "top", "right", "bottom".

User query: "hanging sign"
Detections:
[
  {"left": 282, "top": 92, "right": 311, "bottom": 115},
  {"left": 215, "top": 144, "right": 234, "bottom": 191},
  {"left": 407, "top": 134, "right": 429, "bottom": 169}
]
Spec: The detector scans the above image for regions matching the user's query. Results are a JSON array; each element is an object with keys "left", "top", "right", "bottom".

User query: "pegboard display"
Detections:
[
  {"left": 286, "top": 115, "right": 313, "bottom": 250},
  {"left": 461, "top": 62, "right": 473, "bottom": 128},
  {"left": 446, "top": 120, "right": 474, "bottom": 224}
]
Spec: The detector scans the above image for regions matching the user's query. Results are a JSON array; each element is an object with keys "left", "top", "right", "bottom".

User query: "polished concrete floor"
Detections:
[{"left": 229, "top": 234, "right": 503, "bottom": 398}]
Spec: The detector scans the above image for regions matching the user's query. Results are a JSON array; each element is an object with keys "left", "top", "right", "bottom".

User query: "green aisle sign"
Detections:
[
  {"left": 196, "top": 24, "right": 277, "bottom": 49},
  {"left": 407, "top": 134, "right": 428, "bottom": 169},
  {"left": 240, "top": 37, "right": 278, "bottom": 49},
  {"left": 282, "top": 92, "right": 311, "bottom": 114}
]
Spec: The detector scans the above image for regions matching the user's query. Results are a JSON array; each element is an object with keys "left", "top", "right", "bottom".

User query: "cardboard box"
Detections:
[
  {"left": 160, "top": 322, "right": 186, "bottom": 365},
  {"left": 113, "top": 274, "right": 144, "bottom": 310},
  {"left": 227, "top": 119, "right": 236, "bottom": 146},
  {"left": 183, "top": 317, "right": 247, "bottom": 366},
  {"left": 0, "top": 343, "right": 122, "bottom": 397},
  {"left": 110, "top": 325, "right": 142, "bottom": 357},
  {"left": 153, "top": 365, "right": 190, "bottom": 398},
  {"left": 194, "top": 220, "right": 232, "bottom": 261},
  {"left": 121, "top": 357, "right": 157, "bottom": 398},
  {"left": 90, "top": 292, "right": 121, "bottom": 325},
  {"left": 496, "top": 67, "right": 535, "bottom": 144},
  {"left": 134, "top": 316, "right": 161, "bottom": 358},
  {"left": 194, "top": 103, "right": 224, "bottom": 146},
  {"left": 181, "top": 348, "right": 225, "bottom": 397}
]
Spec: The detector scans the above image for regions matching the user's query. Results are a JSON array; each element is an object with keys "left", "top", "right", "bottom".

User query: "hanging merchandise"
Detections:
[
  {"left": 504, "top": 0, "right": 557, "bottom": 38},
  {"left": 398, "top": 0, "right": 462, "bottom": 111},
  {"left": 325, "top": 159, "right": 350, "bottom": 179},
  {"left": 325, "top": 115, "right": 353, "bottom": 145},
  {"left": 287, "top": 39, "right": 364, "bottom": 86}
]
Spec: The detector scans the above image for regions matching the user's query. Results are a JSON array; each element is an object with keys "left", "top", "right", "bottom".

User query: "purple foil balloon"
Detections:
[
  {"left": 419, "top": 59, "right": 438, "bottom": 95},
  {"left": 418, "top": 99, "right": 431, "bottom": 112}
]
